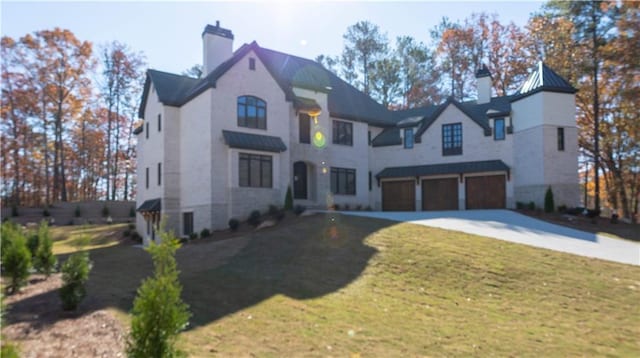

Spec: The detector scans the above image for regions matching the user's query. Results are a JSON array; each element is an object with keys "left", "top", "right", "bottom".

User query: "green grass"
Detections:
[
  {"left": 50, "top": 224, "right": 127, "bottom": 254},
  {"left": 55, "top": 214, "right": 639, "bottom": 356}
]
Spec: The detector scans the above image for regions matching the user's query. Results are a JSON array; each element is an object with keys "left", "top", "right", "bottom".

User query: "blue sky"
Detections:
[{"left": 2, "top": 1, "right": 544, "bottom": 75}]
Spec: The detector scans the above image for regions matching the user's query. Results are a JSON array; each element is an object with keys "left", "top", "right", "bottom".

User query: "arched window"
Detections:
[{"left": 237, "top": 96, "right": 266, "bottom": 129}]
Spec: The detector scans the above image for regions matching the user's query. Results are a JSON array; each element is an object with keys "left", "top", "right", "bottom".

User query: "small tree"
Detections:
[
  {"left": 127, "top": 227, "right": 191, "bottom": 358},
  {"left": 1, "top": 223, "right": 31, "bottom": 294},
  {"left": 33, "top": 222, "right": 57, "bottom": 277},
  {"left": 59, "top": 251, "right": 92, "bottom": 310},
  {"left": 544, "top": 187, "right": 555, "bottom": 213},
  {"left": 284, "top": 185, "right": 293, "bottom": 211}
]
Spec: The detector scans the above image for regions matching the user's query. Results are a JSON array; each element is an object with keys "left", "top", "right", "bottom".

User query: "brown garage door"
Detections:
[
  {"left": 382, "top": 180, "right": 415, "bottom": 211},
  {"left": 422, "top": 178, "right": 458, "bottom": 211},
  {"left": 465, "top": 175, "right": 506, "bottom": 209}
]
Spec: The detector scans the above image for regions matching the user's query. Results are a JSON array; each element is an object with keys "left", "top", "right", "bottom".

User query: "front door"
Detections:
[{"left": 293, "top": 161, "right": 307, "bottom": 199}]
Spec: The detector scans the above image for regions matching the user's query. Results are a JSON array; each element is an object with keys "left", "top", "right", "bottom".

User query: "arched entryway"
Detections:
[{"left": 293, "top": 161, "right": 308, "bottom": 199}]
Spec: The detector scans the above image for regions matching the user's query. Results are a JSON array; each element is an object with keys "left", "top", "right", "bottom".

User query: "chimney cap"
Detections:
[
  {"left": 202, "top": 22, "right": 234, "bottom": 39},
  {"left": 475, "top": 64, "right": 491, "bottom": 79}
]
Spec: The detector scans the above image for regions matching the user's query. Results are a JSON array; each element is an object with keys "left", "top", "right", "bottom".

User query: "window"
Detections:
[
  {"left": 442, "top": 123, "right": 462, "bottom": 155},
  {"left": 237, "top": 96, "right": 266, "bottom": 129},
  {"left": 239, "top": 153, "right": 272, "bottom": 188},
  {"left": 557, "top": 127, "right": 565, "bottom": 151},
  {"left": 332, "top": 120, "right": 353, "bottom": 146},
  {"left": 157, "top": 163, "right": 162, "bottom": 186},
  {"left": 249, "top": 58, "right": 256, "bottom": 70},
  {"left": 330, "top": 167, "right": 356, "bottom": 195},
  {"left": 404, "top": 128, "right": 414, "bottom": 149},
  {"left": 145, "top": 167, "right": 149, "bottom": 189},
  {"left": 145, "top": 122, "right": 149, "bottom": 139},
  {"left": 494, "top": 118, "right": 505, "bottom": 140},
  {"left": 183, "top": 212, "right": 194, "bottom": 236},
  {"left": 368, "top": 171, "right": 372, "bottom": 191},
  {"left": 368, "top": 131, "right": 372, "bottom": 146},
  {"left": 299, "top": 113, "right": 310, "bottom": 144},
  {"left": 158, "top": 114, "right": 162, "bottom": 132}
]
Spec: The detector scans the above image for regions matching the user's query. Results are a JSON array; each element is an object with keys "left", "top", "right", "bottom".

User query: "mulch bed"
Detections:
[{"left": 2, "top": 274, "right": 127, "bottom": 357}]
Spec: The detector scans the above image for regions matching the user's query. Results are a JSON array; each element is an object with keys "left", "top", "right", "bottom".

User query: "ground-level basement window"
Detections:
[
  {"left": 331, "top": 167, "right": 356, "bottom": 195},
  {"left": 239, "top": 153, "right": 272, "bottom": 188},
  {"left": 183, "top": 212, "right": 194, "bottom": 236}
]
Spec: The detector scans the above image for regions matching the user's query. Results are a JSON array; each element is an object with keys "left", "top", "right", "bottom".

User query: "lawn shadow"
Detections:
[{"left": 5, "top": 213, "right": 386, "bottom": 333}]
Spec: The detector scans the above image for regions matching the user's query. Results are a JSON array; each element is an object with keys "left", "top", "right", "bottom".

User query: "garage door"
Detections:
[
  {"left": 422, "top": 178, "right": 458, "bottom": 211},
  {"left": 382, "top": 180, "right": 415, "bottom": 211},
  {"left": 465, "top": 175, "right": 506, "bottom": 209}
]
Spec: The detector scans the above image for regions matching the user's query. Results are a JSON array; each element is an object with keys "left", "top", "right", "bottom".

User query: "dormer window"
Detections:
[
  {"left": 237, "top": 96, "right": 266, "bottom": 129},
  {"left": 494, "top": 118, "right": 505, "bottom": 140},
  {"left": 404, "top": 128, "right": 414, "bottom": 149}
]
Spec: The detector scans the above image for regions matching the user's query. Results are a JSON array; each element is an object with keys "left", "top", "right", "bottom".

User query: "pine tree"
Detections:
[
  {"left": 33, "top": 221, "right": 57, "bottom": 277},
  {"left": 59, "top": 251, "right": 91, "bottom": 310},
  {"left": 127, "top": 227, "right": 190, "bottom": 358},
  {"left": 544, "top": 187, "right": 555, "bottom": 213},
  {"left": 1, "top": 222, "right": 31, "bottom": 294}
]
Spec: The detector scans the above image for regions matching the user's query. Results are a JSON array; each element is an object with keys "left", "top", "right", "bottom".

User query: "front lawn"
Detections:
[{"left": 4, "top": 214, "right": 639, "bottom": 356}]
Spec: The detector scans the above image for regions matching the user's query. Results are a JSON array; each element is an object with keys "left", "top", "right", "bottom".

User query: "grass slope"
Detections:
[{"left": 53, "top": 214, "right": 640, "bottom": 356}]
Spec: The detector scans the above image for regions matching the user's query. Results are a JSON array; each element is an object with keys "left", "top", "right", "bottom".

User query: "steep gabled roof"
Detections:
[
  {"left": 513, "top": 62, "right": 577, "bottom": 100},
  {"left": 138, "top": 70, "right": 200, "bottom": 118},
  {"left": 138, "top": 42, "right": 393, "bottom": 126},
  {"left": 256, "top": 47, "right": 393, "bottom": 126}
]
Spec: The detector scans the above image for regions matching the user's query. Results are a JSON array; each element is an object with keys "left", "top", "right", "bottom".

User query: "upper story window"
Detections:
[
  {"left": 237, "top": 96, "right": 266, "bottom": 130},
  {"left": 442, "top": 123, "right": 462, "bottom": 156},
  {"left": 145, "top": 167, "right": 149, "bottom": 189},
  {"left": 404, "top": 128, "right": 414, "bottom": 149},
  {"left": 145, "top": 122, "right": 149, "bottom": 139},
  {"left": 249, "top": 58, "right": 256, "bottom": 70},
  {"left": 157, "top": 162, "right": 162, "bottom": 186},
  {"left": 332, "top": 120, "right": 353, "bottom": 146},
  {"left": 494, "top": 118, "right": 505, "bottom": 140},
  {"left": 158, "top": 114, "right": 162, "bottom": 132},
  {"left": 239, "top": 153, "right": 272, "bottom": 188},
  {"left": 330, "top": 167, "right": 356, "bottom": 195},
  {"left": 557, "top": 127, "right": 565, "bottom": 151},
  {"left": 299, "top": 113, "right": 310, "bottom": 144}
]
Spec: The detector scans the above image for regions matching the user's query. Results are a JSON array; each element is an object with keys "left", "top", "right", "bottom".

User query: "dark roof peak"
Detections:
[
  {"left": 202, "top": 22, "right": 234, "bottom": 40},
  {"left": 476, "top": 64, "right": 491, "bottom": 78},
  {"left": 515, "top": 61, "right": 576, "bottom": 98}
]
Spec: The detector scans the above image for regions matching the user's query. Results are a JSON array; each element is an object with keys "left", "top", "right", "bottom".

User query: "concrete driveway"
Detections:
[{"left": 341, "top": 210, "right": 640, "bottom": 266}]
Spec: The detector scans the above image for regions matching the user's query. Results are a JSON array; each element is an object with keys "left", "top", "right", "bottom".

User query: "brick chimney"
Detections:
[{"left": 202, "top": 21, "right": 234, "bottom": 76}]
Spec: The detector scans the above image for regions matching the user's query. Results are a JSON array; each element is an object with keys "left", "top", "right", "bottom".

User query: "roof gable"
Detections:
[
  {"left": 138, "top": 70, "right": 199, "bottom": 118},
  {"left": 413, "top": 97, "right": 492, "bottom": 141}
]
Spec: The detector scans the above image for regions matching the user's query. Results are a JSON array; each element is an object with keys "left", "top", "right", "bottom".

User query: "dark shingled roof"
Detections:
[
  {"left": 222, "top": 130, "right": 287, "bottom": 153},
  {"left": 137, "top": 198, "right": 161, "bottom": 212},
  {"left": 376, "top": 160, "right": 510, "bottom": 179},
  {"left": 139, "top": 41, "right": 392, "bottom": 126},
  {"left": 138, "top": 70, "right": 200, "bottom": 118},
  {"left": 371, "top": 128, "right": 402, "bottom": 147},
  {"left": 514, "top": 62, "right": 577, "bottom": 99}
]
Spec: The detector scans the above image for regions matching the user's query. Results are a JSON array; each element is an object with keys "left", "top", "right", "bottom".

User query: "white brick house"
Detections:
[{"left": 135, "top": 23, "right": 579, "bottom": 242}]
